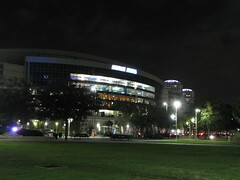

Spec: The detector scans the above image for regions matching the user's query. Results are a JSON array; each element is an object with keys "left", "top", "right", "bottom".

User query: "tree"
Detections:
[
  {"left": 112, "top": 101, "right": 141, "bottom": 134},
  {"left": 112, "top": 101, "right": 139, "bottom": 116},
  {"left": 198, "top": 102, "right": 216, "bottom": 136},
  {"left": 199, "top": 102, "right": 239, "bottom": 137},
  {"left": 0, "top": 81, "right": 35, "bottom": 128},
  {"left": 130, "top": 113, "right": 147, "bottom": 136},
  {"left": 145, "top": 105, "right": 170, "bottom": 134},
  {"left": 215, "top": 104, "right": 238, "bottom": 133},
  {"left": 233, "top": 99, "right": 240, "bottom": 124},
  {"left": 111, "top": 101, "right": 170, "bottom": 137},
  {"left": 35, "top": 83, "right": 96, "bottom": 140},
  {"left": 129, "top": 105, "right": 170, "bottom": 137}
]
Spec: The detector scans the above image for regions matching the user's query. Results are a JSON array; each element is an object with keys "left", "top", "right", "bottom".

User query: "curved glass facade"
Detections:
[
  {"left": 72, "top": 82, "right": 155, "bottom": 99},
  {"left": 26, "top": 55, "right": 162, "bottom": 106},
  {"left": 70, "top": 73, "right": 155, "bottom": 92}
]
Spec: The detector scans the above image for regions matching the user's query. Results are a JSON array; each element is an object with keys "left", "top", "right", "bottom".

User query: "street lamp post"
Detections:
[
  {"left": 91, "top": 86, "right": 97, "bottom": 134},
  {"left": 68, "top": 118, "right": 73, "bottom": 138},
  {"left": 126, "top": 124, "right": 130, "bottom": 134},
  {"left": 163, "top": 102, "right": 168, "bottom": 112},
  {"left": 44, "top": 121, "right": 48, "bottom": 131},
  {"left": 55, "top": 122, "right": 59, "bottom": 134},
  {"left": 195, "top": 109, "right": 201, "bottom": 140},
  {"left": 186, "top": 121, "right": 190, "bottom": 139},
  {"left": 173, "top": 101, "right": 181, "bottom": 140},
  {"left": 190, "top": 118, "right": 195, "bottom": 139}
]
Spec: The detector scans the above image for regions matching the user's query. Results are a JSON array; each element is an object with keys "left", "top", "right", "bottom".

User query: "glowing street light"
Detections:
[
  {"left": 126, "top": 124, "right": 130, "bottom": 134},
  {"left": 173, "top": 100, "right": 181, "bottom": 140},
  {"left": 186, "top": 121, "right": 190, "bottom": 139},
  {"left": 209, "top": 135, "right": 215, "bottom": 140},
  {"left": 68, "top": 118, "right": 73, "bottom": 137},
  {"left": 191, "top": 118, "right": 195, "bottom": 123},
  {"left": 173, "top": 101, "right": 181, "bottom": 109},
  {"left": 195, "top": 109, "right": 201, "bottom": 140},
  {"left": 44, "top": 121, "right": 48, "bottom": 130},
  {"left": 190, "top": 118, "right": 195, "bottom": 138},
  {"left": 11, "top": 127, "right": 18, "bottom": 133},
  {"left": 97, "top": 123, "right": 101, "bottom": 131},
  {"left": 163, "top": 102, "right": 168, "bottom": 111},
  {"left": 170, "top": 114, "right": 176, "bottom": 120},
  {"left": 55, "top": 122, "right": 59, "bottom": 134}
]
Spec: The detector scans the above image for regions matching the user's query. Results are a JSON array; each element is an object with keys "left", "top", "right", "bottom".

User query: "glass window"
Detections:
[
  {"left": 126, "top": 88, "right": 155, "bottom": 99},
  {"left": 70, "top": 73, "right": 155, "bottom": 92}
]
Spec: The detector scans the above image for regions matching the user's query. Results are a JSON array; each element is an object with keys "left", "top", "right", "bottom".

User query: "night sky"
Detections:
[{"left": 0, "top": 0, "right": 239, "bottom": 104}]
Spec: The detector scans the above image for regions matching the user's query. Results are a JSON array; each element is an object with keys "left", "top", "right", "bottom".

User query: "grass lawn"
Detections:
[
  {"left": 147, "top": 138, "right": 233, "bottom": 145},
  {"left": 0, "top": 141, "right": 240, "bottom": 180}
]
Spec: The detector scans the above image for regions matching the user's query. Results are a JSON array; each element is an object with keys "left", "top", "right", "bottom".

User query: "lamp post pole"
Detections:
[
  {"left": 186, "top": 121, "right": 190, "bottom": 139},
  {"left": 173, "top": 101, "right": 181, "bottom": 141},
  {"left": 68, "top": 118, "right": 73, "bottom": 138},
  {"left": 163, "top": 102, "right": 168, "bottom": 112},
  {"left": 175, "top": 108, "right": 178, "bottom": 140},
  {"left": 195, "top": 109, "right": 200, "bottom": 140},
  {"left": 91, "top": 86, "right": 97, "bottom": 135},
  {"left": 55, "top": 122, "right": 59, "bottom": 134},
  {"left": 190, "top": 118, "right": 194, "bottom": 139},
  {"left": 189, "top": 121, "right": 191, "bottom": 139}
]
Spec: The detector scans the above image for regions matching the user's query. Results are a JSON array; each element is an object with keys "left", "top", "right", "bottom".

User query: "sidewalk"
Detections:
[{"left": 1, "top": 135, "right": 239, "bottom": 147}]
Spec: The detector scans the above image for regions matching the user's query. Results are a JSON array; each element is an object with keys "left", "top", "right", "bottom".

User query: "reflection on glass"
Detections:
[
  {"left": 72, "top": 82, "right": 155, "bottom": 99},
  {"left": 70, "top": 73, "right": 155, "bottom": 92}
]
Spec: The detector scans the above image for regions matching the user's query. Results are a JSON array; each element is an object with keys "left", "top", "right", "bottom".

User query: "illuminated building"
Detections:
[
  {"left": 0, "top": 49, "right": 163, "bottom": 133},
  {"left": 182, "top": 88, "right": 195, "bottom": 104},
  {"left": 163, "top": 80, "right": 183, "bottom": 105}
]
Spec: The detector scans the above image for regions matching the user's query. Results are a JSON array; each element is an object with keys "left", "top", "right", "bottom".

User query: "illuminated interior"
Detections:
[
  {"left": 72, "top": 82, "right": 155, "bottom": 99},
  {"left": 98, "top": 93, "right": 152, "bottom": 105},
  {"left": 70, "top": 73, "right": 155, "bottom": 92}
]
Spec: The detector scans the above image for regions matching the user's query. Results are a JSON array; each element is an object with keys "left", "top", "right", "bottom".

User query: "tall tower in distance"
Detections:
[
  {"left": 163, "top": 80, "right": 183, "bottom": 105},
  {"left": 182, "top": 88, "right": 195, "bottom": 104}
]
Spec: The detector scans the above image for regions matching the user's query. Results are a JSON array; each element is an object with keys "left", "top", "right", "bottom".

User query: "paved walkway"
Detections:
[{"left": 1, "top": 135, "right": 240, "bottom": 147}]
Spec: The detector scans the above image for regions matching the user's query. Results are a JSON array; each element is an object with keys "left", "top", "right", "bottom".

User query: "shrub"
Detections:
[
  {"left": 233, "top": 133, "right": 240, "bottom": 144},
  {"left": 17, "top": 129, "right": 44, "bottom": 136}
]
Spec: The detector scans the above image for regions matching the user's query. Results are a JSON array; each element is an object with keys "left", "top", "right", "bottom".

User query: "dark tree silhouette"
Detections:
[
  {"left": 233, "top": 100, "right": 240, "bottom": 125},
  {"left": 0, "top": 80, "right": 35, "bottom": 127},
  {"left": 35, "top": 83, "right": 96, "bottom": 140}
]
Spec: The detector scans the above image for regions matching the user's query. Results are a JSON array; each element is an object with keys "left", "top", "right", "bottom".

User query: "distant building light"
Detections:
[
  {"left": 164, "top": 80, "right": 179, "bottom": 83},
  {"left": 182, "top": 89, "right": 193, "bottom": 92}
]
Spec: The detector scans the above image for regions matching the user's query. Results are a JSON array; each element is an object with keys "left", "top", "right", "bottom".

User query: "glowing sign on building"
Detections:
[
  {"left": 111, "top": 65, "right": 137, "bottom": 74},
  {"left": 126, "top": 67, "right": 137, "bottom": 74},
  {"left": 111, "top": 65, "right": 126, "bottom": 72}
]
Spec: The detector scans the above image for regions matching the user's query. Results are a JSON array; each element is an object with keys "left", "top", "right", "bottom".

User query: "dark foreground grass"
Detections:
[{"left": 0, "top": 141, "right": 240, "bottom": 180}]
